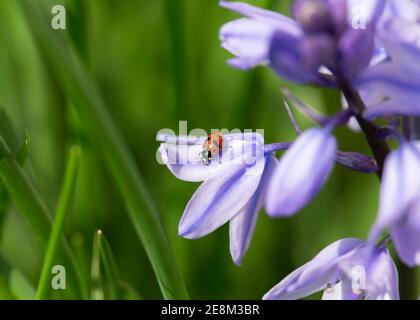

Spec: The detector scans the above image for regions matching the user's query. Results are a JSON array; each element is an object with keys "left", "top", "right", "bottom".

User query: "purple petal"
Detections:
[
  {"left": 157, "top": 134, "right": 205, "bottom": 145},
  {"left": 265, "top": 128, "right": 336, "bottom": 217},
  {"left": 158, "top": 133, "right": 264, "bottom": 182},
  {"left": 159, "top": 143, "right": 222, "bottom": 182},
  {"left": 229, "top": 156, "right": 278, "bottom": 266},
  {"left": 390, "top": 200, "right": 420, "bottom": 267},
  {"left": 220, "top": 1, "right": 301, "bottom": 34},
  {"left": 379, "top": 18, "right": 420, "bottom": 73},
  {"left": 383, "top": 0, "right": 420, "bottom": 22},
  {"left": 374, "top": 143, "right": 420, "bottom": 230},
  {"left": 263, "top": 238, "right": 364, "bottom": 300},
  {"left": 220, "top": 18, "right": 274, "bottom": 69},
  {"left": 365, "top": 249, "right": 400, "bottom": 300},
  {"left": 322, "top": 278, "right": 355, "bottom": 300},
  {"left": 338, "top": 246, "right": 399, "bottom": 300},
  {"left": 356, "top": 63, "right": 420, "bottom": 109},
  {"left": 219, "top": 1, "right": 303, "bottom": 71},
  {"left": 269, "top": 32, "right": 334, "bottom": 83},
  {"left": 178, "top": 155, "right": 265, "bottom": 239},
  {"left": 363, "top": 99, "right": 420, "bottom": 119}
]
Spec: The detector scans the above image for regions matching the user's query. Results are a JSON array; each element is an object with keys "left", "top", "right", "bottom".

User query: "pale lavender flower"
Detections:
[
  {"left": 220, "top": 0, "right": 384, "bottom": 83},
  {"left": 263, "top": 238, "right": 399, "bottom": 300},
  {"left": 158, "top": 132, "right": 282, "bottom": 265},
  {"left": 370, "top": 142, "right": 420, "bottom": 267}
]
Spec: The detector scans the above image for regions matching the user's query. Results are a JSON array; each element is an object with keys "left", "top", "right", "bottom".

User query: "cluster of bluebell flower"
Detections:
[{"left": 158, "top": 0, "right": 420, "bottom": 299}]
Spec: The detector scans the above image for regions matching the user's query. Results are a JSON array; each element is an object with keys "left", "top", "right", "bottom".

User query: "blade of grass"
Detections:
[
  {"left": 18, "top": 0, "right": 189, "bottom": 299},
  {"left": 9, "top": 269, "right": 36, "bottom": 299},
  {"left": 65, "top": 0, "right": 90, "bottom": 67},
  {"left": 0, "top": 109, "right": 20, "bottom": 154},
  {"left": 0, "top": 134, "right": 87, "bottom": 298},
  {"left": 91, "top": 229, "right": 133, "bottom": 300},
  {"left": 0, "top": 109, "right": 21, "bottom": 239},
  {"left": 91, "top": 230, "right": 104, "bottom": 300},
  {"left": 0, "top": 276, "right": 16, "bottom": 300},
  {"left": 0, "top": 136, "right": 51, "bottom": 245},
  {"left": 99, "top": 231, "right": 123, "bottom": 300},
  {"left": 36, "top": 146, "right": 80, "bottom": 300},
  {"left": 71, "top": 233, "right": 91, "bottom": 296}
]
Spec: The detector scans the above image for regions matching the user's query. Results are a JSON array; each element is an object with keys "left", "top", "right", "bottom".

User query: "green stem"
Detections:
[
  {"left": 18, "top": 0, "right": 188, "bottom": 299},
  {"left": 36, "top": 146, "right": 80, "bottom": 300}
]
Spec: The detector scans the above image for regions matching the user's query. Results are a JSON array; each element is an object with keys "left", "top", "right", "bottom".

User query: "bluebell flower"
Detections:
[
  {"left": 263, "top": 238, "right": 399, "bottom": 300},
  {"left": 265, "top": 127, "right": 336, "bottom": 217},
  {"left": 370, "top": 142, "right": 420, "bottom": 267},
  {"left": 158, "top": 132, "right": 283, "bottom": 265},
  {"left": 220, "top": 0, "right": 384, "bottom": 83}
]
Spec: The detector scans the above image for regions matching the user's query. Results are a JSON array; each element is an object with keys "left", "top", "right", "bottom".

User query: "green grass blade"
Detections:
[
  {"left": 18, "top": 0, "right": 189, "bottom": 299},
  {"left": 90, "top": 230, "right": 133, "bottom": 300},
  {"left": 65, "top": 0, "right": 90, "bottom": 66},
  {"left": 0, "top": 109, "right": 20, "bottom": 154},
  {"left": 99, "top": 232, "right": 122, "bottom": 300},
  {"left": 91, "top": 230, "right": 104, "bottom": 300},
  {"left": 71, "top": 233, "right": 91, "bottom": 297},
  {"left": 0, "top": 135, "right": 51, "bottom": 245},
  {"left": 0, "top": 133, "right": 87, "bottom": 298},
  {"left": 36, "top": 146, "right": 80, "bottom": 300},
  {"left": 9, "top": 269, "right": 36, "bottom": 300}
]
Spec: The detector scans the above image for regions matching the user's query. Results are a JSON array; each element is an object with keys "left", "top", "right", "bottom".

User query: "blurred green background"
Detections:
[{"left": 0, "top": 0, "right": 417, "bottom": 299}]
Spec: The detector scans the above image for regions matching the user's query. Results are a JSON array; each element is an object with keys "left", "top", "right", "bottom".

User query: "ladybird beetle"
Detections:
[{"left": 200, "top": 131, "right": 223, "bottom": 165}]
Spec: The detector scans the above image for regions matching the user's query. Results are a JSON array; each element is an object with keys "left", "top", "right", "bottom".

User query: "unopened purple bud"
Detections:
[
  {"left": 338, "top": 28, "right": 375, "bottom": 78},
  {"left": 335, "top": 151, "right": 378, "bottom": 173},
  {"left": 292, "top": 0, "right": 348, "bottom": 35},
  {"left": 325, "top": 0, "right": 348, "bottom": 35},
  {"left": 292, "top": 0, "right": 332, "bottom": 33}
]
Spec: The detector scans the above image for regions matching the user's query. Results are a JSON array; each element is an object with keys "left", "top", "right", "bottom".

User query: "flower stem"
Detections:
[
  {"left": 264, "top": 142, "right": 292, "bottom": 154},
  {"left": 338, "top": 79, "right": 390, "bottom": 178},
  {"left": 36, "top": 146, "right": 80, "bottom": 300}
]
